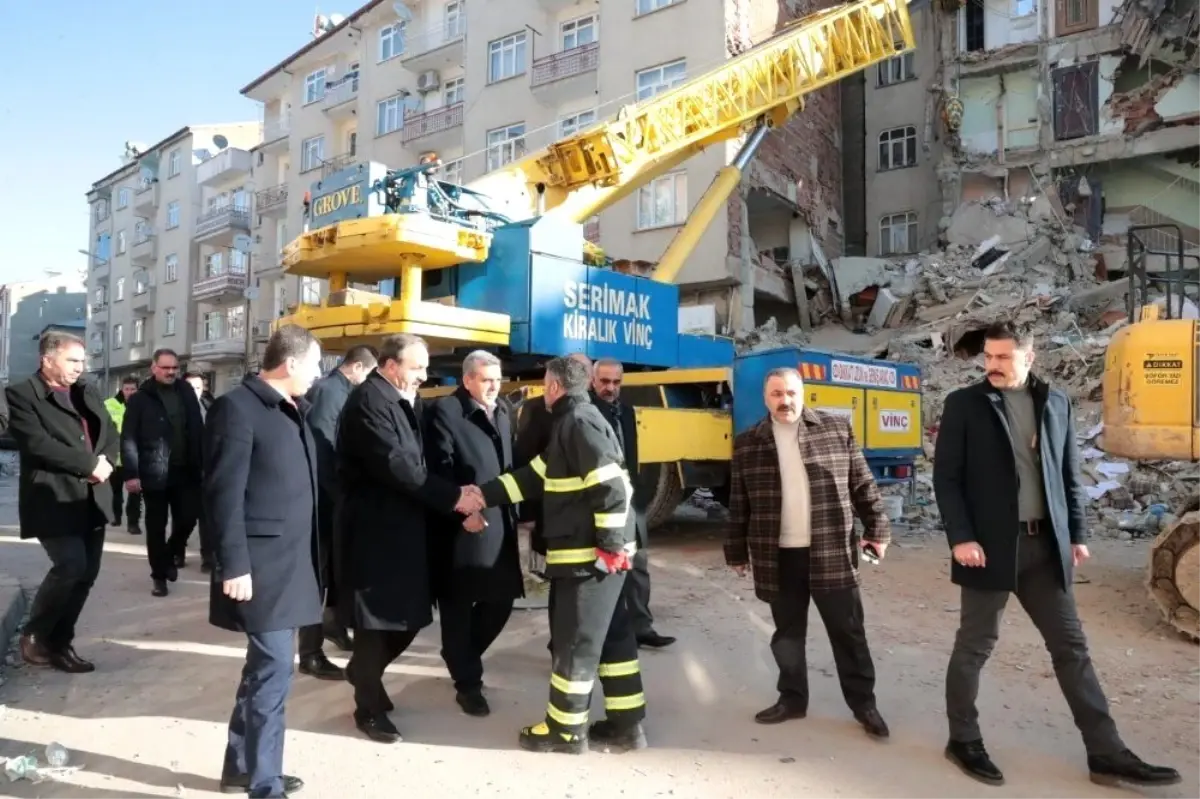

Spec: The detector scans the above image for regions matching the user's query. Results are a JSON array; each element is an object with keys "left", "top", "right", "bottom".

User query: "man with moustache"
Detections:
[
  {"left": 425, "top": 350, "right": 523, "bottom": 718},
  {"left": 725, "top": 367, "right": 890, "bottom": 739},
  {"left": 934, "top": 321, "right": 1180, "bottom": 788}
]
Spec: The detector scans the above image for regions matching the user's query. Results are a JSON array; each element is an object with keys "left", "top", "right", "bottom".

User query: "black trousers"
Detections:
[
  {"left": 769, "top": 547, "right": 877, "bottom": 713},
  {"left": 25, "top": 525, "right": 106, "bottom": 651},
  {"left": 108, "top": 466, "right": 141, "bottom": 526},
  {"left": 298, "top": 492, "right": 339, "bottom": 658},
  {"left": 627, "top": 545, "right": 655, "bottom": 636},
  {"left": 546, "top": 572, "right": 646, "bottom": 737},
  {"left": 439, "top": 597, "right": 513, "bottom": 692},
  {"left": 346, "top": 629, "right": 419, "bottom": 717},
  {"left": 142, "top": 481, "right": 199, "bottom": 580},
  {"left": 222, "top": 629, "right": 295, "bottom": 798},
  {"left": 946, "top": 530, "right": 1126, "bottom": 755}
]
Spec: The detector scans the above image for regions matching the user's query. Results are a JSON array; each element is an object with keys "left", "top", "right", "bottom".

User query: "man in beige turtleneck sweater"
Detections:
[{"left": 725, "top": 367, "right": 892, "bottom": 740}]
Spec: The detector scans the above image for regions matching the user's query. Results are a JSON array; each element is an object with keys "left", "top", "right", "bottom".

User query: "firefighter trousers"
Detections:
[{"left": 545, "top": 571, "right": 647, "bottom": 738}]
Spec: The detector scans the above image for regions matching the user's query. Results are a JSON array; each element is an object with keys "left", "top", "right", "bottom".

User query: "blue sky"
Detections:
[{"left": 0, "top": 1, "right": 328, "bottom": 284}]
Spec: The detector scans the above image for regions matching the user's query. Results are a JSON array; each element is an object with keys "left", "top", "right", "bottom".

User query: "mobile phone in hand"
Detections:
[{"left": 860, "top": 543, "right": 881, "bottom": 565}]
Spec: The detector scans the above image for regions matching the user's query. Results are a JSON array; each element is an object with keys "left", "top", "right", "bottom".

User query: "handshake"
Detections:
[{"left": 455, "top": 485, "right": 487, "bottom": 534}]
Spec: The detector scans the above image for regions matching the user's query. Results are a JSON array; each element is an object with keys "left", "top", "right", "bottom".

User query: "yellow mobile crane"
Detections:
[{"left": 278, "top": 0, "right": 917, "bottom": 526}]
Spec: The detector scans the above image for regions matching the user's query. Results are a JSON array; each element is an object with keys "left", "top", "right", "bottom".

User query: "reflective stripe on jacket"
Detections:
[
  {"left": 480, "top": 392, "right": 635, "bottom": 577},
  {"left": 104, "top": 397, "right": 125, "bottom": 466}
]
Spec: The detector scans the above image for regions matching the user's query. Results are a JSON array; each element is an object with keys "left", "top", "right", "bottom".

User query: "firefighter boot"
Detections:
[
  {"left": 518, "top": 722, "right": 588, "bottom": 755},
  {"left": 588, "top": 719, "right": 648, "bottom": 752}
]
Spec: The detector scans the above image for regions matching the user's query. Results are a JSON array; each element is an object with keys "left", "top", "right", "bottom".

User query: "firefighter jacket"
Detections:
[{"left": 479, "top": 391, "right": 635, "bottom": 578}]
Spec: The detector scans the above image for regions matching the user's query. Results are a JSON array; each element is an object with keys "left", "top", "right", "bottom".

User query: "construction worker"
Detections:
[
  {"left": 104, "top": 377, "right": 142, "bottom": 535},
  {"left": 464, "top": 355, "right": 647, "bottom": 754}
]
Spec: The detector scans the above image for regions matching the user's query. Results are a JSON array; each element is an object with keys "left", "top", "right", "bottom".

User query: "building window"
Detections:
[
  {"left": 228, "top": 306, "right": 246, "bottom": 338},
  {"left": 165, "top": 254, "right": 178, "bottom": 282},
  {"left": 231, "top": 250, "right": 249, "bottom": 273},
  {"left": 878, "top": 53, "right": 915, "bottom": 86},
  {"left": 113, "top": 323, "right": 124, "bottom": 349},
  {"left": 441, "top": 159, "right": 463, "bottom": 185},
  {"left": 133, "top": 318, "right": 145, "bottom": 345},
  {"left": 879, "top": 212, "right": 918, "bottom": 256},
  {"left": 94, "top": 199, "right": 110, "bottom": 223},
  {"left": 95, "top": 232, "right": 111, "bottom": 263},
  {"left": 636, "top": 171, "right": 687, "bottom": 230},
  {"left": 561, "top": 15, "right": 597, "bottom": 50},
  {"left": 117, "top": 188, "right": 130, "bottom": 209},
  {"left": 301, "top": 277, "right": 321, "bottom": 305},
  {"left": 115, "top": 277, "right": 125, "bottom": 301},
  {"left": 1058, "top": 0, "right": 1099, "bottom": 34},
  {"left": 116, "top": 229, "right": 127, "bottom": 254},
  {"left": 445, "top": 1, "right": 464, "bottom": 38},
  {"left": 443, "top": 77, "right": 464, "bottom": 106},
  {"left": 379, "top": 21, "right": 405, "bottom": 61},
  {"left": 636, "top": 59, "right": 686, "bottom": 101},
  {"left": 304, "top": 68, "right": 327, "bottom": 105},
  {"left": 206, "top": 252, "right": 224, "bottom": 277},
  {"left": 167, "top": 200, "right": 181, "bottom": 228},
  {"left": 878, "top": 126, "right": 917, "bottom": 170},
  {"left": 168, "top": 149, "right": 182, "bottom": 177},
  {"left": 636, "top": 0, "right": 681, "bottom": 16},
  {"left": 134, "top": 273, "right": 148, "bottom": 295},
  {"left": 165, "top": 307, "right": 176, "bottom": 335},
  {"left": 93, "top": 286, "right": 106, "bottom": 304},
  {"left": 488, "top": 32, "right": 527, "bottom": 83},
  {"left": 1013, "top": 0, "right": 1037, "bottom": 16},
  {"left": 89, "top": 332, "right": 104, "bottom": 354},
  {"left": 301, "top": 136, "right": 325, "bottom": 172},
  {"left": 204, "top": 311, "right": 224, "bottom": 341},
  {"left": 134, "top": 220, "right": 151, "bottom": 244},
  {"left": 560, "top": 109, "right": 597, "bottom": 138},
  {"left": 377, "top": 95, "right": 404, "bottom": 137},
  {"left": 486, "top": 123, "right": 526, "bottom": 171}
]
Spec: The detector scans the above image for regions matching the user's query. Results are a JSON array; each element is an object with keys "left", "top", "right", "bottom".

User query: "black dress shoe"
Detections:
[
  {"left": 201, "top": 560, "right": 214, "bottom": 574},
  {"left": 588, "top": 719, "right": 648, "bottom": 752},
  {"left": 19, "top": 634, "right": 51, "bottom": 666},
  {"left": 754, "top": 701, "right": 806, "bottom": 724},
  {"left": 1088, "top": 749, "right": 1181, "bottom": 787},
  {"left": 152, "top": 579, "right": 169, "bottom": 597},
  {"left": 49, "top": 648, "right": 95, "bottom": 674},
  {"left": 456, "top": 690, "right": 490, "bottom": 717},
  {"left": 325, "top": 627, "right": 353, "bottom": 652},
  {"left": 945, "top": 739, "right": 1004, "bottom": 786},
  {"left": 167, "top": 565, "right": 179, "bottom": 583},
  {"left": 355, "top": 713, "right": 402, "bottom": 743},
  {"left": 219, "top": 773, "right": 305, "bottom": 794},
  {"left": 298, "top": 653, "right": 344, "bottom": 681},
  {"left": 636, "top": 632, "right": 676, "bottom": 648},
  {"left": 854, "top": 707, "right": 890, "bottom": 738},
  {"left": 174, "top": 553, "right": 187, "bottom": 568},
  {"left": 127, "top": 523, "right": 142, "bottom": 535}
]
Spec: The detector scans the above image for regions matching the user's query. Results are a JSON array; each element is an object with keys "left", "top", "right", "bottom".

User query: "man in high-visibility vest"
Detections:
[{"left": 104, "top": 377, "right": 141, "bottom": 534}]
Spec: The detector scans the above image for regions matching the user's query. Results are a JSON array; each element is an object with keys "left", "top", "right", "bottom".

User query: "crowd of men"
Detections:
[{"left": 0, "top": 321, "right": 1182, "bottom": 798}]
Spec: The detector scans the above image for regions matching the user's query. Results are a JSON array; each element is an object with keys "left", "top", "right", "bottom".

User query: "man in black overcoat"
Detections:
[
  {"left": 335, "top": 332, "right": 477, "bottom": 744},
  {"left": 205, "top": 325, "right": 324, "bottom": 799},
  {"left": 425, "top": 349, "right": 523, "bottom": 717}
]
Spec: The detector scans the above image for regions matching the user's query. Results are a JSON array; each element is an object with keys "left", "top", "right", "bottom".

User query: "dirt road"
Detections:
[{"left": 0, "top": 523, "right": 1196, "bottom": 798}]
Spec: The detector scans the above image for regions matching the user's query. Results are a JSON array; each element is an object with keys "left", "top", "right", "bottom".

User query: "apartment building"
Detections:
[
  {"left": 855, "top": 0, "right": 1198, "bottom": 262},
  {"left": 84, "top": 123, "right": 262, "bottom": 395},
  {"left": 0, "top": 276, "right": 87, "bottom": 385},
  {"left": 240, "top": 0, "right": 847, "bottom": 341}
]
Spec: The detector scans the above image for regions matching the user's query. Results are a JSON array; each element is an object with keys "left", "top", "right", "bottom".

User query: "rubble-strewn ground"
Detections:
[{"left": 1, "top": 522, "right": 1197, "bottom": 798}]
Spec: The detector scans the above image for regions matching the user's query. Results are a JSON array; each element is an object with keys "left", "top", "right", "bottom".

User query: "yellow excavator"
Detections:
[{"left": 1101, "top": 224, "right": 1199, "bottom": 641}]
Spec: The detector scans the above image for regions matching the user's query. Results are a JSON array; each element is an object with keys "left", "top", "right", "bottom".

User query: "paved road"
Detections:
[{"left": 0, "top": 513, "right": 1194, "bottom": 798}]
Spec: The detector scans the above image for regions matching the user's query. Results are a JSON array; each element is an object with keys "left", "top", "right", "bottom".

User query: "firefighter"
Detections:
[{"left": 469, "top": 355, "right": 648, "bottom": 754}]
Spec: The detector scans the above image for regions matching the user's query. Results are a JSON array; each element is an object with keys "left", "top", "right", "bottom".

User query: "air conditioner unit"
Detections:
[{"left": 417, "top": 70, "right": 441, "bottom": 93}]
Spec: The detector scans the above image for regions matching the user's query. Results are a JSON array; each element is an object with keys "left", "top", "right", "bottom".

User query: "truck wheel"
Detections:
[{"left": 640, "top": 463, "right": 684, "bottom": 530}]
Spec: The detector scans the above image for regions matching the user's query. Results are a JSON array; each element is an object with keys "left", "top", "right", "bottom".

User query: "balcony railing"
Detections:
[
  {"left": 323, "top": 76, "right": 359, "bottom": 111},
  {"left": 192, "top": 271, "right": 248, "bottom": 300},
  {"left": 531, "top": 42, "right": 599, "bottom": 88},
  {"left": 402, "top": 102, "right": 464, "bottom": 144},
  {"left": 197, "top": 148, "right": 253, "bottom": 185},
  {"left": 263, "top": 115, "right": 290, "bottom": 143},
  {"left": 255, "top": 183, "right": 288, "bottom": 214},
  {"left": 195, "top": 206, "right": 251, "bottom": 239},
  {"left": 403, "top": 20, "right": 466, "bottom": 59},
  {"left": 322, "top": 153, "right": 356, "bottom": 178}
]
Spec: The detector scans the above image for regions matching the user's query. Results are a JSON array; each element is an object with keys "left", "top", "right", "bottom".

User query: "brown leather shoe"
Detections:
[
  {"left": 19, "top": 634, "right": 51, "bottom": 666},
  {"left": 49, "top": 647, "right": 95, "bottom": 674}
]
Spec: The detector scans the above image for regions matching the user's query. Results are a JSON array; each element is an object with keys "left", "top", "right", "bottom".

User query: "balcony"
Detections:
[
  {"left": 130, "top": 232, "right": 157, "bottom": 265},
  {"left": 322, "top": 75, "right": 358, "bottom": 117},
  {"left": 90, "top": 300, "right": 108, "bottom": 317},
  {"left": 531, "top": 43, "right": 598, "bottom": 105},
  {"left": 255, "top": 183, "right": 288, "bottom": 218},
  {"left": 197, "top": 148, "right": 253, "bottom": 187},
  {"left": 191, "top": 336, "right": 245, "bottom": 360},
  {"left": 537, "top": 0, "right": 580, "bottom": 9},
  {"left": 402, "top": 21, "right": 466, "bottom": 72},
  {"left": 402, "top": 102, "right": 464, "bottom": 150},
  {"left": 262, "top": 114, "right": 290, "bottom": 151},
  {"left": 133, "top": 179, "right": 160, "bottom": 214},
  {"left": 192, "top": 271, "right": 248, "bottom": 302},
  {"left": 131, "top": 283, "right": 157, "bottom": 314},
  {"left": 91, "top": 259, "right": 110, "bottom": 280},
  {"left": 321, "top": 152, "right": 356, "bottom": 179},
  {"left": 195, "top": 205, "right": 251, "bottom": 246}
]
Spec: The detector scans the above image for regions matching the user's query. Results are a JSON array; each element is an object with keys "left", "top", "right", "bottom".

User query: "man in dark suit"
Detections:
[
  {"left": 122, "top": 348, "right": 205, "bottom": 596},
  {"left": 335, "top": 333, "right": 479, "bottom": 744},
  {"left": 6, "top": 331, "right": 118, "bottom": 673},
  {"left": 297, "top": 344, "right": 378, "bottom": 681},
  {"left": 934, "top": 321, "right": 1179, "bottom": 788},
  {"left": 589, "top": 357, "right": 675, "bottom": 649},
  {"left": 205, "top": 325, "right": 324, "bottom": 799},
  {"left": 425, "top": 349, "right": 523, "bottom": 718}
]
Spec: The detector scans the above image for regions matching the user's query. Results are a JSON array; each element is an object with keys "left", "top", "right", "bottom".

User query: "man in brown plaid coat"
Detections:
[{"left": 724, "top": 366, "right": 891, "bottom": 739}]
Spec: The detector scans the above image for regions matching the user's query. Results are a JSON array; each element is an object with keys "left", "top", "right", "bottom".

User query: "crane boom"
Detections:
[{"left": 469, "top": 0, "right": 914, "bottom": 226}]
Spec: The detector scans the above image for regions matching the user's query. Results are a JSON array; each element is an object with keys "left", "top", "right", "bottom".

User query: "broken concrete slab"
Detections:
[{"left": 945, "top": 201, "right": 1039, "bottom": 248}]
